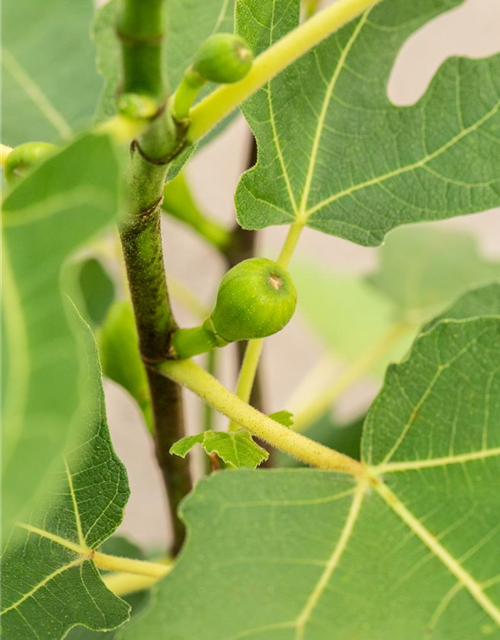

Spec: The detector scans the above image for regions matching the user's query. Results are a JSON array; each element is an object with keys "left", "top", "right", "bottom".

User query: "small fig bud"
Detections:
[
  {"left": 192, "top": 34, "right": 253, "bottom": 84},
  {"left": 209, "top": 258, "right": 297, "bottom": 342},
  {"left": 117, "top": 92, "right": 158, "bottom": 120},
  {"left": 4, "top": 142, "right": 57, "bottom": 183}
]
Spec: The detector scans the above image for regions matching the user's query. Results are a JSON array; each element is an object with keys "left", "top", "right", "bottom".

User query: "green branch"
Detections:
[
  {"left": 157, "top": 358, "right": 363, "bottom": 476},
  {"left": 187, "top": 0, "right": 381, "bottom": 141},
  {"left": 117, "top": 0, "right": 191, "bottom": 555}
]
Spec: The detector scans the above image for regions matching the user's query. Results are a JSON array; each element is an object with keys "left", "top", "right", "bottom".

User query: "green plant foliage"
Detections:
[
  {"left": 0, "top": 316, "right": 130, "bottom": 640},
  {"left": 268, "top": 410, "right": 294, "bottom": 428},
  {"left": 294, "top": 226, "right": 500, "bottom": 378},
  {"left": 424, "top": 282, "right": 500, "bottom": 331},
  {"left": 66, "top": 537, "right": 151, "bottom": 640},
  {"left": 171, "top": 429, "right": 268, "bottom": 469},
  {"left": 235, "top": 0, "right": 500, "bottom": 245},
  {"left": 368, "top": 227, "right": 500, "bottom": 319},
  {"left": 72, "top": 257, "right": 116, "bottom": 328},
  {"left": 121, "top": 309, "right": 500, "bottom": 639},
  {"left": 93, "top": 0, "right": 235, "bottom": 123},
  {"left": 1, "top": 133, "right": 120, "bottom": 536},
  {"left": 98, "top": 301, "right": 152, "bottom": 431},
  {"left": 2, "top": 0, "right": 103, "bottom": 145}
]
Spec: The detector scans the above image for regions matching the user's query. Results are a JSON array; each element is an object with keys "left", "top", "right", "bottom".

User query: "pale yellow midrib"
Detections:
[
  {"left": 299, "top": 10, "right": 370, "bottom": 219},
  {"left": 64, "top": 458, "right": 86, "bottom": 547},
  {"left": 294, "top": 483, "right": 366, "bottom": 637},
  {"left": 267, "top": 0, "right": 298, "bottom": 215},
  {"left": 306, "top": 97, "right": 500, "bottom": 217},
  {"left": 1, "top": 47, "right": 72, "bottom": 139},
  {"left": 0, "top": 558, "right": 84, "bottom": 616},
  {"left": 376, "top": 482, "right": 500, "bottom": 627},
  {"left": 377, "top": 446, "right": 500, "bottom": 474},
  {"left": 15, "top": 522, "right": 87, "bottom": 556}
]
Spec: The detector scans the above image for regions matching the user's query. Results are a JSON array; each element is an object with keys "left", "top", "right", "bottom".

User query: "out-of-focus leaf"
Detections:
[
  {"left": 98, "top": 301, "right": 152, "bottom": 431},
  {"left": 1, "top": 133, "right": 120, "bottom": 536},
  {"left": 295, "top": 227, "right": 500, "bottom": 379},
  {"left": 70, "top": 257, "right": 116, "bottom": 328},
  {"left": 0, "top": 315, "right": 130, "bottom": 640},
  {"left": 293, "top": 263, "right": 412, "bottom": 377},
  {"left": 2, "top": 0, "right": 102, "bottom": 145},
  {"left": 171, "top": 430, "right": 268, "bottom": 469},
  {"left": 236, "top": 0, "right": 500, "bottom": 245},
  {"left": 368, "top": 226, "right": 500, "bottom": 320}
]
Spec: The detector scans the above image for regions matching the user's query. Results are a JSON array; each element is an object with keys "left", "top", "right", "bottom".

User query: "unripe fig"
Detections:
[
  {"left": 209, "top": 258, "right": 297, "bottom": 342},
  {"left": 4, "top": 142, "right": 57, "bottom": 183},
  {"left": 192, "top": 34, "right": 253, "bottom": 84}
]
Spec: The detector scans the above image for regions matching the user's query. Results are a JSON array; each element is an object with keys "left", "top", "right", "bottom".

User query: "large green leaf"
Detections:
[
  {"left": 1, "top": 133, "right": 120, "bottom": 535},
  {"left": 0, "top": 316, "right": 130, "bottom": 640},
  {"left": 122, "top": 311, "right": 500, "bottom": 638},
  {"left": 235, "top": 0, "right": 500, "bottom": 245},
  {"left": 2, "top": 0, "right": 102, "bottom": 145}
]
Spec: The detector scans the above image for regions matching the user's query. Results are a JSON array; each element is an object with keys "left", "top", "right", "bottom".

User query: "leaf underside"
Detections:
[
  {"left": 0, "top": 315, "right": 130, "bottom": 640},
  {"left": 236, "top": 0, "right": 500, "bottom": 246},
  {"left": 122, "top": 287, "right": 500, "bottom": 639}
]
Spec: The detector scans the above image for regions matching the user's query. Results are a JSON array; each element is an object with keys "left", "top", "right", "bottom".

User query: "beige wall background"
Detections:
[{"left": 106, "top": 0, "right": 500, "bottom": 548}]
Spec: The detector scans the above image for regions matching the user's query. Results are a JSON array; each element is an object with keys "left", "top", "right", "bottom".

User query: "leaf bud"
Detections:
[
  {"left": 192, "top": 34, "right": 253, "bottom": 84},
  {"left": 209, "top": 258, "right": 297, "bottom": 342}
]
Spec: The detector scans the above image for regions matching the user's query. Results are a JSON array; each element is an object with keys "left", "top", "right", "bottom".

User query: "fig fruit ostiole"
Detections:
[
  {"left": 172, "top": 258, "right": 297, "bottom": 359},
  {"left": 4, "top": 142, "right": 57, "bottom": 184}
]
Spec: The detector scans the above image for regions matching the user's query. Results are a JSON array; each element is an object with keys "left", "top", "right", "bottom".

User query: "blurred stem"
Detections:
[
  {"left": 162, "top": 173, "right": 232, "bottom": 253},
  {"left": 304, "top": 0, "right": 322, "bottom": 20},
  {"left": 292, "top": 322, "right": 412, "bottom": 432},
  {"left": 103, "top": 571, "right": 168, "bottom": 597},
  {"left": 168, "top": 276, "right": 210, "bottom": 320}
]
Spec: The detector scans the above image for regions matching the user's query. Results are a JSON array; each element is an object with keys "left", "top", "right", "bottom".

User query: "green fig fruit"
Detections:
[
  {"left": 192, "top": 34, "right": 253, "bottom": 84},
  {"left": 4, "top": 142, "right": 57, "bottom": 184},
  {"left": 209, "top": 258, "right": 297, "bottom": 342}
]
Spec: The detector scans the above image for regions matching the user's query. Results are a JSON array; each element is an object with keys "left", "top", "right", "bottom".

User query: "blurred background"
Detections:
[{"left": 104, "top": 0, "right": 500, "bottom": 547}]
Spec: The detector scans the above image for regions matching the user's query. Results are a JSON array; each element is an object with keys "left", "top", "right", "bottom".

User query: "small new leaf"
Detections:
[
  {"left": 171, "top": 430, "right": 268, "bottom": 469},
  {"left": 269, "top": 410, "right": 294, "bottom": 428}
]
